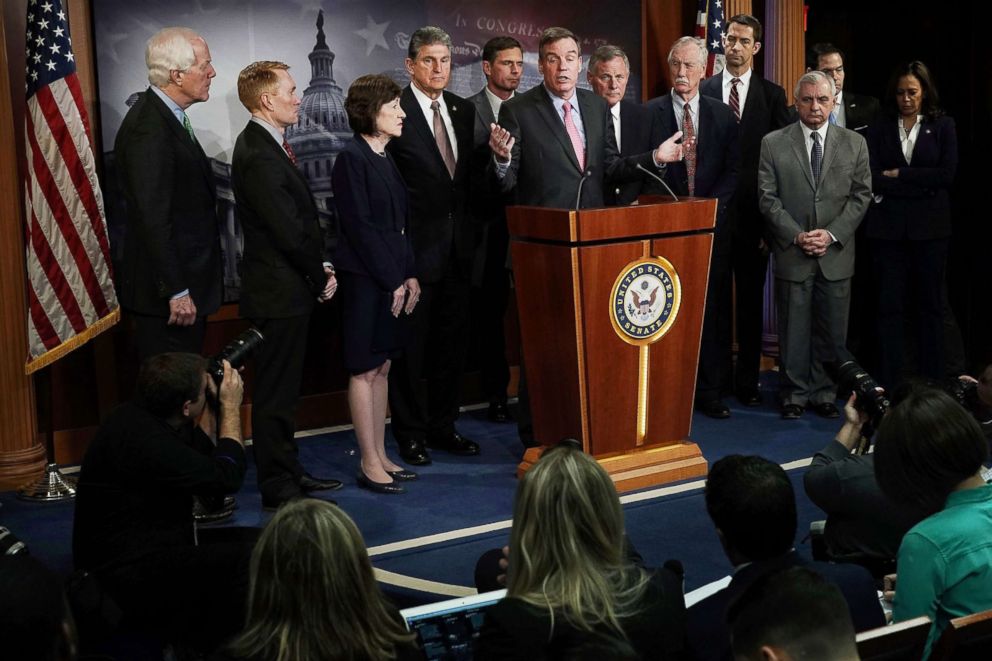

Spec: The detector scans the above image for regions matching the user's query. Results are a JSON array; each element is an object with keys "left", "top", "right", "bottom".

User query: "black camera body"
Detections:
[
  {"left": 208, "top": 328, "right": 264, "bottom": 385},
  {"left": 832, "top": 360, "right": 890, "bottom": 428}
]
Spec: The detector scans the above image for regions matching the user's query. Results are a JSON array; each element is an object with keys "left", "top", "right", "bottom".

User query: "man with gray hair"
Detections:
[
  {"left": 758, "top": 70, "right": 871, "bottom": 420},
  {"left": 114, "top": 27, "right": 221, "bottom": 359},
  {"left": 387, "top": 26, "right": 480, "bottom": 465},
  {"left": 586, "top": 44, "right": 655, "bottom": 205},
  {"left": 645, "top": 36, "right": 740, "bottom": 420}
]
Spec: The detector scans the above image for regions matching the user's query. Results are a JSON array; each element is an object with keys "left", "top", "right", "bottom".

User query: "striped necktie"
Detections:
[
  {"left": 729, "top": 78, "right": 741, "bottom": 122},
  {"left": 810, "top": 131, "right": 822, "bottom": 185}
]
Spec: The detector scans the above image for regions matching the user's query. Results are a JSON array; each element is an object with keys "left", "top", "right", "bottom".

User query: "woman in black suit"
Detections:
[
  {"left": 475, "top": 444, "right": 687, "bottom": 660},
  {"left": 866, "top": 61, "right": 957, "bottom": 388},
  {"left": 333, "top": 75, "right": 420, "bottom": 494}
]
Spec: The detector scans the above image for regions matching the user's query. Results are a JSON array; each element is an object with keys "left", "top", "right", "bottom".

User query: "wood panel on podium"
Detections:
[{"left": 508, "top": 196, "right": 716, "bottom": 492}]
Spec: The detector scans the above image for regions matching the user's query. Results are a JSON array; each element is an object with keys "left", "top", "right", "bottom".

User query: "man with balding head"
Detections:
[
  {"left": 758, "top": 71, "right": 871, "bottom": 420},
  {"left": 114, "top": 27, "right": 221, "bottom": 359},
  {"left": 586, "top": 44, "right": 654, "bottom": 205}
]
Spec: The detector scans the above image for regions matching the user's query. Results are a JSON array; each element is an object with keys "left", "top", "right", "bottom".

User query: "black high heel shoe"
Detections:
[
  {"left": 357, "top": 471, "right": 405, "bottom": 494},
  {"left": 387, "top": 469, "right": 418, "bottom": 481}
]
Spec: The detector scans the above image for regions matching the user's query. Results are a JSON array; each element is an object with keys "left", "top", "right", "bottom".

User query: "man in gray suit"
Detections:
[
  {"left": 467, "top": 36, "right": 523, "bottom": 424},
  {"left": 758, "top": 71, "right": 871, "bottom": 420}
]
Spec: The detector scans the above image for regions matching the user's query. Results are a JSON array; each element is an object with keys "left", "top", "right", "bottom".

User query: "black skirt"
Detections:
[{"left": 339, "top": 271, "right": 405, "bottom": 374}]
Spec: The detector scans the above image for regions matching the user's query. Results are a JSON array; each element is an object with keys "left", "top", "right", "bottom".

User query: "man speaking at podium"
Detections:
[{"left": 488, "top": 27, "right": 683, "bottom": 209}]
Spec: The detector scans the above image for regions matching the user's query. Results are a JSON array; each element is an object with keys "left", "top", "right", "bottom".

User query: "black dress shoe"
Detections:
[
  {"left": 396, "top": 438, "right": 432, "bottom": 466},
  {"left": 387, "top": 469, "right": 418, "bottom": 481},
  {"left": 781, "top": 404, "right": 804, "bottom": 420},
  {"left": 299, "top": 473, "right": 344, "bottom": 492},
  {"left": 427, "top": 432, "right": 481, "bottom": 456},
  {"left": 736, "top": 388, "right": 763, "bottom": 407},
  {"left": 487, "top": 400, "right": 514, "bottom": 423},
  {"left": 809, "top": 401, "right": 840, "bottom": 419},
  {"left": 696, "top": 399, "right": 731, "bottom": 419},
  {"left": 357, "top": 472, "right": 405, "bottom": 494}
]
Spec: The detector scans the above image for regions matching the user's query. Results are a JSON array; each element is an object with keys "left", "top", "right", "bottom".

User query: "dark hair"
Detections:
[
  {"left": 874, "top": 388, "right": 987, "bottom": 515},
  {"left": 705, "top": 455, "right": 797, "bottom": 561},
  {"left": 539, "top": 27, "right": 580, "bottom": 59},
  {"left": 407, "top": 26, "right": 452, "bottom": 59},
  {"left": 807, "top": 42, "right": 844, "bottom": 70},
  {"left": 482, "top": 36, "right": 522, "bottom": 64},
  {"left": 728, "top": 14, "right": 763, "bottom": 43},
  {"left": 728, "top": 567, "right": 857, "bottom": 661},
  {"left": 344, "top": 74, "right": 403, "bottom": 135},
  {"left": 884, "top": 60, "right": 944, "bottom": 121},
  {"left": 136, "top": 352, "right": 207, "bottom": 419}
]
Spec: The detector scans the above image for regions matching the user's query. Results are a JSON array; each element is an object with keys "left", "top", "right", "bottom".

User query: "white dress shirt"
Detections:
[{"left": 720, "top": 67, "right": 752, "bottom": 116}]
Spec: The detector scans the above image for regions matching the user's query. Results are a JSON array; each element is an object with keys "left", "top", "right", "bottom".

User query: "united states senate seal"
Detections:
[{"left": 609, "top": 256, "right": 681, "bottom": 346}]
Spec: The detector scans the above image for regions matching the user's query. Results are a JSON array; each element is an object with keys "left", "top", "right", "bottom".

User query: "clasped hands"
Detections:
[
  {"left": 392, "top": 278, "right": 420, "bottom": 317},
  {"left": 795, "top": 229, "right": 833, "bottom": 257},
  {"left": 167, "top": 294, "right": 197, "bottom": 326},
  {"left": 318, "top": 266, "right": 338, "bottom": 302}
]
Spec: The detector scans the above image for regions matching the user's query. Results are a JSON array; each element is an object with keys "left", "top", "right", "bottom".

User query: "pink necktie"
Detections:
[
  {"left": 282, "top": 139, "right": 297, "bottom": 166},
  {"left": 562, "top": 101, "right": 586, "bottom": 170},
  {"left": 683, "top": 103, "right": 696, "bottom": 195}
]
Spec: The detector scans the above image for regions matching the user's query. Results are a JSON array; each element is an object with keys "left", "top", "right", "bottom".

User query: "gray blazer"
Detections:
[{"left": 758, "top": 122, "right": 871, "bottom": 282}]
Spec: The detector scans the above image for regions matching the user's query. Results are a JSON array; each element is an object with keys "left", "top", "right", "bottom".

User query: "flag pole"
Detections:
[{"left": 18, "top": 365, "right": 77, "bottom": 502}]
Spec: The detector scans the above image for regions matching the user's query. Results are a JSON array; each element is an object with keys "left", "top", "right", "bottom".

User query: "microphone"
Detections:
[
  {"left": 636, "top": 163, "right": 679, "bottom": 202},
  {"left": 574, "top": 169, "right": 593, "bottom": 211}
]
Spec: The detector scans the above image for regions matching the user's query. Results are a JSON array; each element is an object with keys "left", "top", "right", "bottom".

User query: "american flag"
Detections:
[
  {"left": 695, "top": 0, "right": 726, "bottom": 77},
  {"left": 22, "top": 0, "right": 119, "bottom": 374}
]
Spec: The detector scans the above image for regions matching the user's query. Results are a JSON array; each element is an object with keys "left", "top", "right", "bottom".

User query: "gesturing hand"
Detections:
[{"left": 489, "top": 123, "right": 514, "bottom": 163}]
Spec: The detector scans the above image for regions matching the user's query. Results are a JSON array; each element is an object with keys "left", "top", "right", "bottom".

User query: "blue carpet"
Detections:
[{"left": 0, "top": 377, "right": 849, "bottom": 605}]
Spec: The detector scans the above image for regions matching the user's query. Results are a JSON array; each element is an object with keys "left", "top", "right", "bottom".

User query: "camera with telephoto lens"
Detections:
[
  {"left": 943, "top": 377, "right": 980, "bottom": 413},
  {"left": 208, "top": 328, "right": 264, "bottom": 386},
  {"left": 830, "top": 360, "right": 890, "bottom": 428}
]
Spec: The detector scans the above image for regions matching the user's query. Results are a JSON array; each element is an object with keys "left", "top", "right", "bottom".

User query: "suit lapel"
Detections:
[
  {"left": 445, "top": 90, "right": 472, "bottom": 180},
  {"left": 576, "top": 90, "right": 601, "bottom": 170},
  {"left": 147, "top": 88, "right": 213, "bottom": 186},
  {"left": 789, "top": 123, "right": 816, "bottom": 190},
  {"left": 354, "top": 137, "right": 402, "bottom": 223},
  {"left": 532, "top": 87, "right": 582, "bottom": 172},
  {"left": 619, "top": 101, "right": 635, "bottom": 155},
  {"left": 741, "top": 77, "right": 767, "bottom": 128},
  {"left": 820, "top": 124, "right": 842, "bottom": 179}
]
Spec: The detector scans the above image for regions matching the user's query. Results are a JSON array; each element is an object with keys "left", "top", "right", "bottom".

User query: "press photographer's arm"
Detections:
[{"left": 199, "top": 359, "right": 244, "bottom": 446}]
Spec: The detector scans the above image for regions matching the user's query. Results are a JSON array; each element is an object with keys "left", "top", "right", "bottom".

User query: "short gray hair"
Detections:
[
  {"left": 146, "top": 27, "right": 201, "bottom": 88},
  {"left": 407, "top": 26, "right": 452, "bottom": 60},
  {"left": 794, "top": 70, "right": 835, "bottom": 100},
  {"left": 588, "top": 45, "right": 629, "bottom": 74},
  {"left": 668, "top": 36, "right": 707, "bottom": 68}
]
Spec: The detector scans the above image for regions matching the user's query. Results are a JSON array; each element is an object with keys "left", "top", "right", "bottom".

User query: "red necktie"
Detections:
[{"left": 282, "top": 139, "right": 297, "bottom": 166}]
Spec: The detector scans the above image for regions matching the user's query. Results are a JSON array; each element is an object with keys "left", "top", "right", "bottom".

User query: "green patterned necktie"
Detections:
[{"left": 182, "top": 113, "right": 196, "bottom": 142}]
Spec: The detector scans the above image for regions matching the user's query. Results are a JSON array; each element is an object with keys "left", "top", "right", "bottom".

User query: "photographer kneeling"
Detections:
[
  {"left": 804, "top": 388, "right": 926, "bottom": 577},
  {"left": 73, "top": 353, "right": 255, "bottom": 653}
]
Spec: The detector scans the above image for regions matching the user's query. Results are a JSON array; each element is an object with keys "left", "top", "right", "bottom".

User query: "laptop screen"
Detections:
[{"left": 401, "top": 589, "right": 506, "bottom": 660}]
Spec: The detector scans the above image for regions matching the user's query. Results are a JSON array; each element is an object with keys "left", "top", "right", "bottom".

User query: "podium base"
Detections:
[
  {"left": 517, "top": 442, "right": 707, "bottom": 493},
  {"left": 17, "top": 463, "right": 77, "bottom": 502}
]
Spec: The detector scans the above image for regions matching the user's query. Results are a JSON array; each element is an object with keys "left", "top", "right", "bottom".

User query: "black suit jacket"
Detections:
[
  {"left": 646, "top": 93, "right": 740, "bottom": 254},
  {"left": 331, "top": 135, "right": 415, "bottom": 292},
  {"left": 386, "top": 86, "right": 476, "bottom": 283},
  {"left": 496, "top": 85, "right": 656, "bottom": 209},
  {"left": 232, "top": 120, "right": 327, "bottom": 319},
  {"left": 865, "top": 114, "right": 957, "bottom": 240},
  {"left": 842, "top": 91, "right": 881, "bottom": 135},
  {"left": 686, "top": 550, "right": 886, "bottom": 661},
  {"left": 606, "top": 100, "right": 656, "bottom": 206},
  {"left": 701, "top": 74, "right": 789, "bottom": 239},
  {"left": 113, "top": 89, "right": 222, "bottom": 316}
]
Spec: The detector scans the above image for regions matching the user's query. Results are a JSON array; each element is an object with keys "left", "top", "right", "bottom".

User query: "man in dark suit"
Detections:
[
  {"left": 758, "top": 72, "right": 871, "bottom": 420},
  {"left": 701, "top": 15, "right": 790, "bottom": 408},
  {"left": 387, "top": 27, "right": 480, "bottom": 465},
  {"left": 808, "top": 43, "right": 881, "bottom": 135},
  {"left": 646, "top": 37, "right": 740, "bottom": 419},
  {"left": 489, "top": 27, "right": 682, "bottom": 209},
  {"left": 114, "top": 27, "right": 221, "bottom": 359},
  {"left": 586, "top": 45, "right": 655, "bottom": 206},
  {"left": 467, "top": 36, "right": 523, "bottom": 426},
  {"left": 687, "top": 454, "right": 885, "bottom": 661},
  {"left": 232, "top": 61, "right": 340, "bottom": 509}
]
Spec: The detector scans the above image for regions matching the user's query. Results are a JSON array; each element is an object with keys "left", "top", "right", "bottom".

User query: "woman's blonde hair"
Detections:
[
  {"left": 506, "top": 444, "right": 649, "bottom": 635},
  {"left": 227, "top": 499, "right": 413, "bottom": 661}
]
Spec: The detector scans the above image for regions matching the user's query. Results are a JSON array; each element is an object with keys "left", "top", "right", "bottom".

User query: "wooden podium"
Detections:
[{"left": 508, "top": 197, "right": 716, "bottom": 492}]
